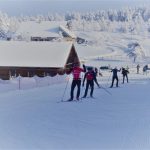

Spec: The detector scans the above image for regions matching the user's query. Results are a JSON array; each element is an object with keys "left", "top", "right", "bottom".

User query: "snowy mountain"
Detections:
[{"left": 1, "top": 6, "right": 150, "bottom": 39}]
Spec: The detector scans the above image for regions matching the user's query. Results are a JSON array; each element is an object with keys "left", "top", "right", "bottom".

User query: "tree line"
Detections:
[{"left": 1, "top": 6, "right": 150, "bottom": 39}]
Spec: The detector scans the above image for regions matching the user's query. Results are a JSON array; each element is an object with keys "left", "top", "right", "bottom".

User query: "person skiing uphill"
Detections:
[
  {"left": 68, "top": 63, "right": 86, "bottom": 101},
  {"left": 93, "top": 68, "right": 100, "bottom": 88},
  {"left": 122, "top": 67, "right": 129, "bottom": 83},
  {"left": 110, "top": 67, "right": 121, "bottom": 88},
  {"left": 143, "top": 65, "right": 148, "bottom": 75},
  {"left": 137, "top": 64, "right": 140, "bottom": 74},
  {"left": 82, "top": 67, "right": 99, "bottom": 98}
]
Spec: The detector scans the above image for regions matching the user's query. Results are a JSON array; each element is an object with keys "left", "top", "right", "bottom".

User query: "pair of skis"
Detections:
[{"left": 58, "top": 96, "right": 96, "bottom": 103}]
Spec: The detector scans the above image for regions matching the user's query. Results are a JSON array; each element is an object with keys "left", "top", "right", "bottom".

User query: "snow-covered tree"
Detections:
[
  {"left": 0, "top": 12, "right": 19, "bottom": 40},
  {"left": 127, "top": 42, "right": 145, "bottom": 62}
]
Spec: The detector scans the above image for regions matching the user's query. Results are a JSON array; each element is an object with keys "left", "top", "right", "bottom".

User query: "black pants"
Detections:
[
  {"left": 111, "top": 76, "right": 118, "bottom": 87},
  {"left": 83, "top": 80, "right": 94, "bottom": 97},
  {"left": 70, "top": 80, "right": 81, "bottom": 100},
  {"left": 123, "top": 74, "right": 128, "bottom": 83}
]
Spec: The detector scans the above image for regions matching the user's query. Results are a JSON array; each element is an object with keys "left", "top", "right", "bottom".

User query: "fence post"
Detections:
[
  {"left": 18, "top": 75, "right": 21, "bottom": 90},
  {"left": 34, "top": 75, "right": 38, "bottom": 88}
]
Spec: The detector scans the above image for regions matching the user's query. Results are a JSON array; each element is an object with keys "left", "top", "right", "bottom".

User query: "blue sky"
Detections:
[{"left": 0, "top": 0, "right": 149, "bottom": 16}]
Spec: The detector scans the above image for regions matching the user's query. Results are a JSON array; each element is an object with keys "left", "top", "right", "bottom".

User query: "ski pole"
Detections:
[
  {"left": 99, "top": 84, "right": 112, "bottom": 96},
  {"left": 80, "top": 74, "right": 84, "bottom": 100},
  {"left": 61, "top": 75, "right": 70, "bottom": 102}
]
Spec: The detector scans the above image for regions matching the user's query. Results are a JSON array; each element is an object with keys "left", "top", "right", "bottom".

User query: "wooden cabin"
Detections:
[
  {"left": 31, "top": 37, "right": 58, "bottom": 41},
  {"left": 14, "top": 21, "right": 77, "bottom": 42},
  {"left": 0, "top": 41, "right": 79, "bottom": 80},
  {"left": 30, "top": 31, "right": 60, "bottom": 41},
  {"left": 15, "top": 21, "right": 66, "bottom": 42}
]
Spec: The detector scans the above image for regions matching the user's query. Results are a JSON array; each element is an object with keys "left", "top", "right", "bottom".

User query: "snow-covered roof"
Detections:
[
  {"left": 59, "top": 25, "right": 76, "bottom": 38},
  {"left": 0, "top": 41, "right": 73, "bottom": 68},
  {"left": 16, "top": 21, "right": 67, "bottom": 38}
]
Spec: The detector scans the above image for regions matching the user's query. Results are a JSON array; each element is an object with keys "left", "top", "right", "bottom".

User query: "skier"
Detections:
[
  {"left": 143, "top": 65, "right": 148, "bottom": 75},
  {"left": 137, "top": 64, "right": 140, "bottom": 74},
  {"left": 110, "top": 67, "right": 121, "bottom": 88},
  {"left": 93, "top": 67, "right": 100, "bottom": 88},
  {"left": 122, "top": 67, "right": 129, "bottom": 83},
  {"left": 82, "top": 67, "right": 99, "bottom": 98},
  {"left": 68, "top": 63, "right": 86, "bottom": 101}
]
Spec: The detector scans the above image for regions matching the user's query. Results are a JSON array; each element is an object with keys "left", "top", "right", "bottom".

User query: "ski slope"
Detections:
[{"left": 0, "top": 68, "right": 150, "bottom": 149}]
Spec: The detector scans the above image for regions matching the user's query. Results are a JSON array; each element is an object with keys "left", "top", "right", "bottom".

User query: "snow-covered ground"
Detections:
[
  {"left": 1, "top": 27, "right": 150, "bottom": 149},
  {"left": 75, "top": 31, "right": 150, "bottom": 67},
  {"left": 0, "top": 66, "right": 150, "bottom": 149}
]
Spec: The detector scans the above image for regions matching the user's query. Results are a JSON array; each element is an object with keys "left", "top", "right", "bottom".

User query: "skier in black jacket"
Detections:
[
  {"left": 122, "top": 67, "right": 129, "bottom": 83},
  {"left": 110, "top": 67, "right": 121, "bottom": 88}
]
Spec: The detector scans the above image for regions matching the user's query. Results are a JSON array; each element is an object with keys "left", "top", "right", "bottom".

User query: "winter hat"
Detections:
[{"left": 87, "top": 67, "right": 93, "bottom": 71}]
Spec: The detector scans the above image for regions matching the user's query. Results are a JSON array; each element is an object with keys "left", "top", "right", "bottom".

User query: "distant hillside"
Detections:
[{"left": 1, "top": 6, "right": 150, "bottom": 39}]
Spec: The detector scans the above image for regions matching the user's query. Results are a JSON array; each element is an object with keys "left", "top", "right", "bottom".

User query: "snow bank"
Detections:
[{"left": 0, "top": 75, "right": 67, "bottom": 93}]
